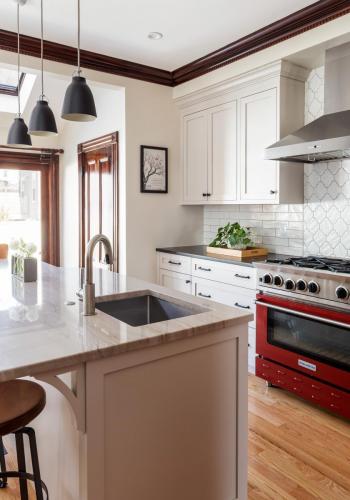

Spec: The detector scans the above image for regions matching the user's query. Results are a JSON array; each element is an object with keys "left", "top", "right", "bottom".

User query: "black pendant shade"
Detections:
[
  {"left": 7, "top": 117, "right": 32, "bottom": 147},
  {"left": 61, "top": 76, "right": 97, "bottom": 122},
  {"left": 29, "top": 99, "right": 58, "bottom": 136}
]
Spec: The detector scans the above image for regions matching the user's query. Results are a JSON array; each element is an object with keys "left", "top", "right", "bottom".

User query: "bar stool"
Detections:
[{"left": 0, "top": 379, "right": 49, "bottom": 499}]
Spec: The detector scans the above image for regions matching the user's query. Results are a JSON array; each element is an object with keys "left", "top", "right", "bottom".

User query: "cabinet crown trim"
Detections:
[{"left": 175, "top": 60, "right": 309, "bottom": 109}]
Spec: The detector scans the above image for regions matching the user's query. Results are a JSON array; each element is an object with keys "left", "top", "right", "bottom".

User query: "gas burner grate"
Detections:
[{"left": 265, "top": 255, "right": 350, "bottom": 272}]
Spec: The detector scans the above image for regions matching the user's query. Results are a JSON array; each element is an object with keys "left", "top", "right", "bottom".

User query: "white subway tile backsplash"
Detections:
[{"left": 203, "top": 66, "right": 350, "bottom": 258}]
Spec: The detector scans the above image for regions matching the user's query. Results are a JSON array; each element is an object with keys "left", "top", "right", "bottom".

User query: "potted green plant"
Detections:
[
  {"left": 10, "top": 238, "right": 38, "bottom": 282},
  {"left": 207, "top": 222, "right": 267, "bottom": 259}
]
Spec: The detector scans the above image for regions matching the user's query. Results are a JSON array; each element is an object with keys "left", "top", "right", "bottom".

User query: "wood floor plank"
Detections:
[{"left": 248, "top": 375, "right": 350, "bottom": 500}]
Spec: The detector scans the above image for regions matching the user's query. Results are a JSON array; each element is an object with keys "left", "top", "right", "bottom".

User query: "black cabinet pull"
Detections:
[
  {"left": 198, "top": 292, "right": 211, "bottom": 298},
  {"left": 185, "top": 280, "right": 191, "bottom": 284},
  {"left": 270, "top": 190, "right": 277, "bottom": 195},
  {"left": 202, "top": 193, "right": 207, "bottom": 197},
  {"left": 206, "top": 193, "right": 211, "bottom": 197},
  {"left": 234, "top": 273, "right": 250, "bottom": 279},
  {"left": 198, "top": 266, "right": 211, "bottom": 272},
  {"left": 168, "top": 260, "right": 181, "bottom": 265},
  {"left": 234, "top": 302, "right": 250, "bottom": 309}
]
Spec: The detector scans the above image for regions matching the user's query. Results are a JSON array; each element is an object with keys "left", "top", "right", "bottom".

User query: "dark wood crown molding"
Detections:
[
  {"left": 0, "top": 0, "right": 349, "bottom": 87},
  {"left": 0, "top": 29, "right": 173, "bottom": 87},
  {"left": 172, "top": 0, "right": 350, "bottom": 85}
]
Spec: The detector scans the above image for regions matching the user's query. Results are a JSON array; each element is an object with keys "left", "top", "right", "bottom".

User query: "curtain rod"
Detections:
[{"left": 0, "top": 145, "right": 64, "bottom": 155}]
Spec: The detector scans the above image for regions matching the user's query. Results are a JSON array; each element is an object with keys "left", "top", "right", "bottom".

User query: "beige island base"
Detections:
[{"left": 0, "top": 261, "right": 252, "bottom": 500}]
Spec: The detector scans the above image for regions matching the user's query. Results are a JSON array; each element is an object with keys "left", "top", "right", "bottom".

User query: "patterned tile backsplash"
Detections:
[{"left": 204, "top": 66, "right": 350, "bottom": 258}]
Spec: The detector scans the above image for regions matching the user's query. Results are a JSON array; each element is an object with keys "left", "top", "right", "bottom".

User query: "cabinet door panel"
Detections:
[
  {"left": 183, "top": 111, "right": 208, "bottom": 203},
  {"left": 159, "top": 269, "right": 192, "bottom": 295},
  {"left": 240, "top": 88, "right": 278, "bottom": 201},
  {"left": 208, "top": 101, "right": 237, "bottom": 202}
]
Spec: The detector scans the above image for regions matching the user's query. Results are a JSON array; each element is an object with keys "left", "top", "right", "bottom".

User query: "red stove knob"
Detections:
[
  {"left": 335, "top": 286, "right": 349, "bottom": 300},
  {"left": 263, "top": 273, "right": 273, "bottom": 284},
  {"left": 285, "top": 279, "right": 295, "bottom": 291},
  {"left": 308, "top": 281, "right": 320, "bottom": 294}
]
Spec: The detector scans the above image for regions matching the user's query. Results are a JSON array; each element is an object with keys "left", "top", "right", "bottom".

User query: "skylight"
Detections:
[{"left": 0, "top": 68, "right": 25, "bottom": 96}]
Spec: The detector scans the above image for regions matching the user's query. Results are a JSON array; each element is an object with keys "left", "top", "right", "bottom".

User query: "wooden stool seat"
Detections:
[{"left": 0, "top": 380, "right": 46, "bottom": 436}]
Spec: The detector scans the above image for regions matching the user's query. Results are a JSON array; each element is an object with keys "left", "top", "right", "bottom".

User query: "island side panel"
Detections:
[{"left": 86, "top": 325, "right": 248, "bottom": 500}]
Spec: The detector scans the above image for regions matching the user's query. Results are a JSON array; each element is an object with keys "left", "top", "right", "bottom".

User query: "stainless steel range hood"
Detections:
[{"left": 265, "top": 43, "right": 350, "bottom": 163}]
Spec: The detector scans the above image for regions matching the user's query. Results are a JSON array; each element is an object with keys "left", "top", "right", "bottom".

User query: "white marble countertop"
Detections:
[{"left": 0, "top": 261, "right": 252, "bottom": 381}]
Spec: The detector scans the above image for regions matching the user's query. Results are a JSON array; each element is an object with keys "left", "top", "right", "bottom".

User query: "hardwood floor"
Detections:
[
  {"left": 1, "top": 375, "right": 349, "bottom": 499},
  {"left": 248, "top": 375, "right": 350, "bottom": 500}
]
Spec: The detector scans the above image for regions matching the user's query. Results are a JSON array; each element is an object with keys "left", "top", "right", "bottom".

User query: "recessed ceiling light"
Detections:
[{"left": 148, "top": 32, "right": 163, "bottom": 40}]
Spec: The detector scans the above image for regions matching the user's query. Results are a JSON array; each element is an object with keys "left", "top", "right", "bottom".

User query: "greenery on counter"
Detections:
[
  {"left": 209, "top": 222, "right": 254, "bottom": 250},
  {"left": 10, "top": 238, "right": 37, "bottom": 258}
]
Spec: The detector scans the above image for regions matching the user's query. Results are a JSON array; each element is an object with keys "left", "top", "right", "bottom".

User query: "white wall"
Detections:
[
  {"left": 0, "top": 50, "right": 203, "bottom": 282},
  {"left": 123, "top": 79, "right": 202, "bottom": 280},
  {"left": 59, "top": 83, "right": 125, "bottom": 268}
]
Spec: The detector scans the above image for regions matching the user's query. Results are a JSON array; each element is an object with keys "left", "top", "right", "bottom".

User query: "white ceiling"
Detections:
[{"left": 0, "top": 0, "right": 316, "bottom": 71}]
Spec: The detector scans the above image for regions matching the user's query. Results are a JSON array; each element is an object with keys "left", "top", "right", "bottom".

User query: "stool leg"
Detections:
[
  {"left": 0, "top": 437, "right": 7, "bottom": 488},
  {"left": 15, "top": 431, "right": 29, "bottom": 500},
  {"left": 22, "top": 428, "right": 44, "bottom": 500}
]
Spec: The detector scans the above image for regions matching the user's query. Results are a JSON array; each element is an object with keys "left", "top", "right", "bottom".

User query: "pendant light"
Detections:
[
  {"left": 61, "top": 0, "right": 97, "bottom": 122},
  {"left": 29, "top": 0, "right": 57, "bottom": 136},
  {"left": 7, "top": 1, "right": 32, "bottom": 147}
]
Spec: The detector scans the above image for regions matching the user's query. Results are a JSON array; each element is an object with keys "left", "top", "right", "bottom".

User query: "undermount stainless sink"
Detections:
[{"left": 96, "top": 293, "right": 206, "bottom": 327}]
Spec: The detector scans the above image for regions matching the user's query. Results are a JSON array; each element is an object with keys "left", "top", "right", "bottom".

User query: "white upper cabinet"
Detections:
[
  {"left": 239, "top": 88, "right": 278, "bottom": 202},
  {"left": 179, "top": 60, "right": 307, "bottom": 205},
  {"left": 183, "top": 111, "right": 208, "bottom": 203},
  {"left": 208, "top": 101, "right": 237, "bottom": 202},
  {"left": 183, "top": 101, "right": 237, "bottom": 204}
]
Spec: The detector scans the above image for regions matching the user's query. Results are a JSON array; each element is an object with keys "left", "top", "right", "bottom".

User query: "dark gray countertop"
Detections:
[{"left": 156, "top": 245, "right": 291, "bottom": 267}]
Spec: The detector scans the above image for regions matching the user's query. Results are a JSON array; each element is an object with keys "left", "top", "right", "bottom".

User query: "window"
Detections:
[{"left": 0, "top": 69, "right": 25, "bottom": 96}]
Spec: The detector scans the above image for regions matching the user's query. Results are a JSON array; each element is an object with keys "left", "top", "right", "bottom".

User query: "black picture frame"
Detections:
[{"left": 140, "top": 145, "right": 168, "bottom": 193}]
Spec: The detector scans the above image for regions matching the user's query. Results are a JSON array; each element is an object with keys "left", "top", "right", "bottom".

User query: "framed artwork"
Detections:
[{"left": 140, "top": 145, "right": 168, "bottom": 193}]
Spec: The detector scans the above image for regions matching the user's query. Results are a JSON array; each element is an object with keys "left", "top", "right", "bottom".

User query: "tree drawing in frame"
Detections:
[{"left": 141, "top": 146, "right": 168, "bottom": 193}]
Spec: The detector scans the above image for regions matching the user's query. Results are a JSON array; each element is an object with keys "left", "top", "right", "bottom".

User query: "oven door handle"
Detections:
[{"left": 256, "top": 301, "right": 350, "bottom": 330}]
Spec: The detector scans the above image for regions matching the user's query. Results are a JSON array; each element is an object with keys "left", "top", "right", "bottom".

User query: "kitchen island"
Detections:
[{"left": 0, "top": 261, "right": 252, "bottom": 500}]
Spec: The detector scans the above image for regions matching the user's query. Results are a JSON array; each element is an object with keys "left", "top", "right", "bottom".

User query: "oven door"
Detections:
[{"left": 256, "top": 293, "right": 350, "bottom": 391}]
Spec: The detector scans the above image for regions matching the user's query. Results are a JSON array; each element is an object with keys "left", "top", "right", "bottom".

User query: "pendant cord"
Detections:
[
  {"left": 77, "top": 0, "right": 81, "bottom": 74},
  {"left": 17, "top": 2, "right": 21, "bottom": 116},
  {"left": 40, "top": 0, "right": 44, "bottom": 99}
]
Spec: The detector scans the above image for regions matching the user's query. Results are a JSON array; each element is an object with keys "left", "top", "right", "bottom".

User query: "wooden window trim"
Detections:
[{"left": 0, "top": 150, "right": 60, "bottom": 266}]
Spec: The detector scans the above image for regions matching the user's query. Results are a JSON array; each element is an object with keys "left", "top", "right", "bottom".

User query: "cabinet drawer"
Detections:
[
  {"left": 192, "top": 258, "right": 256, "bottom": 289},
  {"left": 158, "top": 269, "right": 192, "bottom": 295},
  {"left": 158, "top": 253, "right": 191, "bottom": 274},
  {"left": 193, "top": 277, "right": 256, "bottom": 327}
]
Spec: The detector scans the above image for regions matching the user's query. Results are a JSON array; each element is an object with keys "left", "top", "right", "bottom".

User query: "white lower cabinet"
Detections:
[
  {"left": 157, "top": 252, "right": 257, "bottom": 374},
  {"left": 192, "top": 277, "right": 256, "bottom": 329},
  {"left": 158, "top": 268, "right": 192, "bottom": 294}
]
